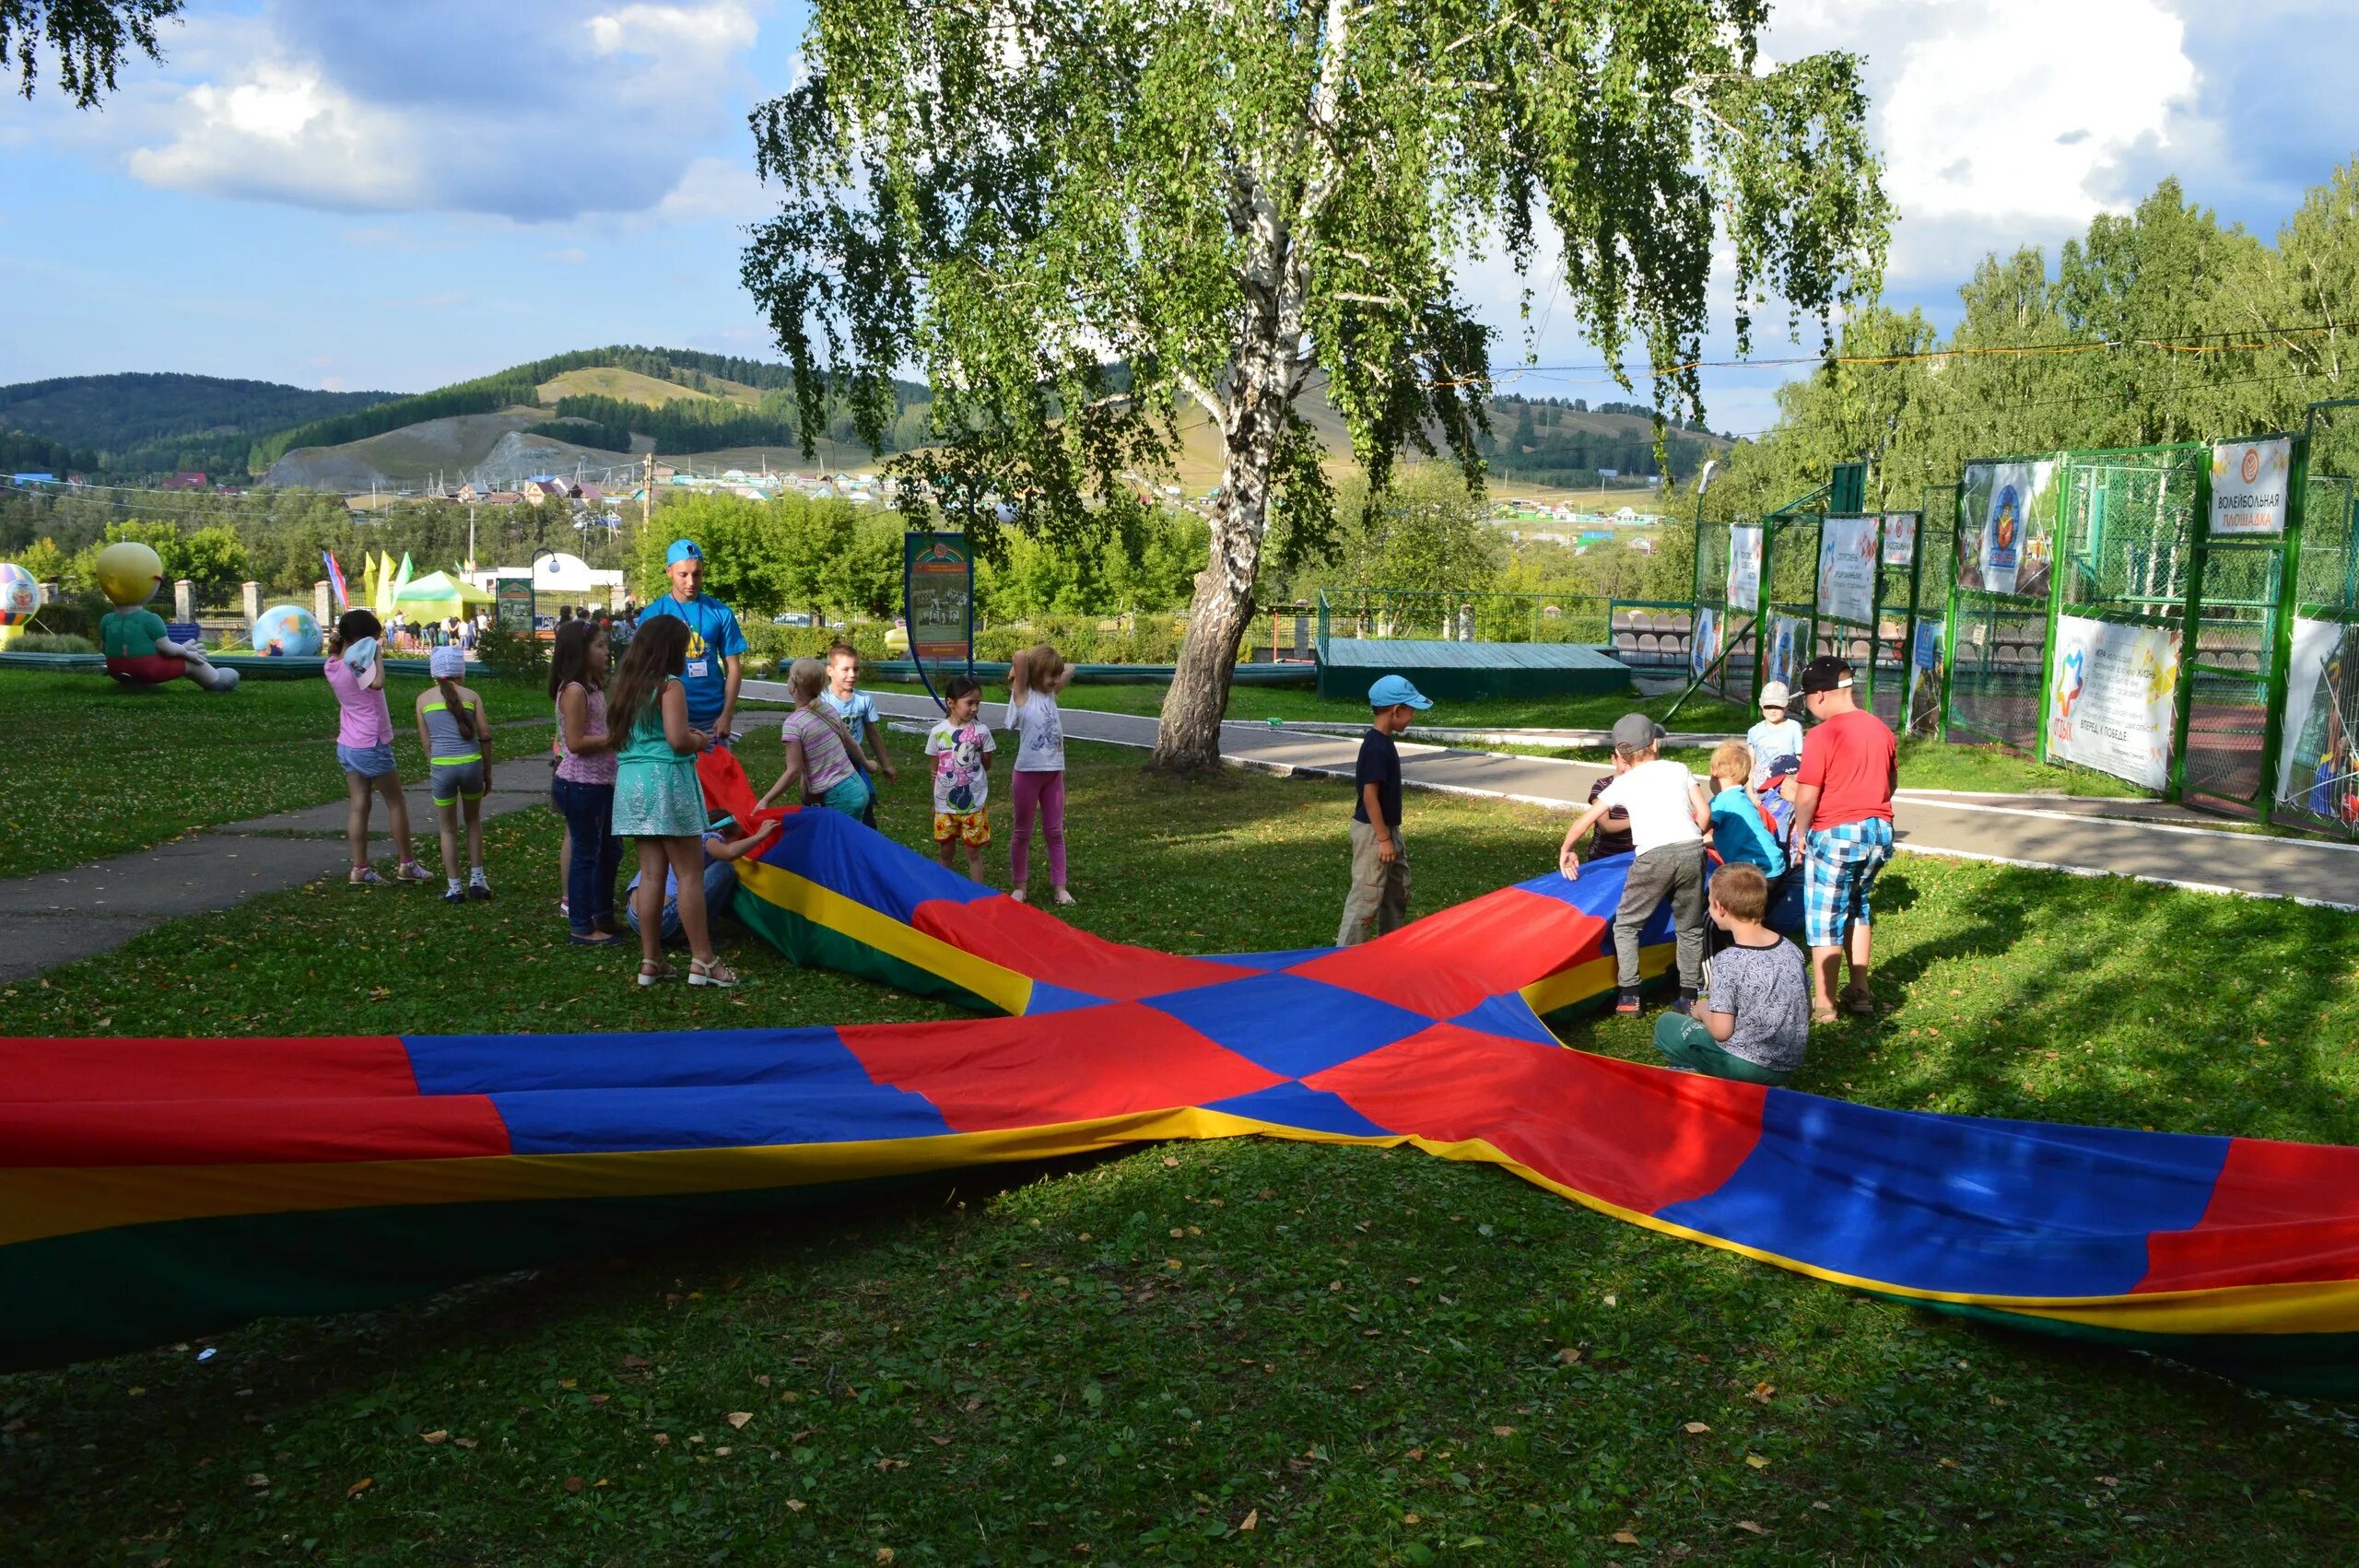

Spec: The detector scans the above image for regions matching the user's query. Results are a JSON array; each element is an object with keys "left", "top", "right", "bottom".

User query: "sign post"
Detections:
[
  {"left": 903, "top": 532, "right": 975, "bottom": 713},
  {"left": 496, "top": 576, "right": 534, "bottom": 634}
]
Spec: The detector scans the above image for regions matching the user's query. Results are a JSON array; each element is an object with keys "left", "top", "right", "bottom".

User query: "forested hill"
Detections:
[{"left": 0, "top": 373, "right": 399, "bottom": 478}]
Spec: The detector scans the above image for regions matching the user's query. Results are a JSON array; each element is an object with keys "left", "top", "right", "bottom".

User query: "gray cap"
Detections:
[{"left": 1611, "top": 713, "right": 1664, "bottom": 751}]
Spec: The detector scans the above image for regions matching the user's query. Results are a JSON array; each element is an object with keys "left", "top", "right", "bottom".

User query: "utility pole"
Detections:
[
  {"left": 467, "top": 506, "right": 477, "bottom": 574},
  {"left": 642, "top": 447, "right": 654, "bottom": 536}
]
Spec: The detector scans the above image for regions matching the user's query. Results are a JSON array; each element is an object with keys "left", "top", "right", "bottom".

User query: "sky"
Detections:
[{"left": 1, "top": 0, "right": 2354, "bottom": 439}]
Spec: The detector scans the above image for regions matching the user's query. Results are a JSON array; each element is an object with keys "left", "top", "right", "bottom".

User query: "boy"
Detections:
[
  {"left": 417, "top": 646, "right": 494, "bottom": 905},
  {"left": 1747, "top": 681, "right": 1804, "bottom": 786},
  {"left": 1338, "top": 674, "right": 1429, "bottom": 946},
  {"left": 1557, "top": 713, "right": 1709, "bottom": 1013},
  {"left": 626, "top": 813, "right": 780, "bottom": 941},
  {"left": 1580, "top": 772, "right": 1635, "bottom": 859},
  {"left": 1703, "top": 740, "right": 1785, "bottom": 879},
  {"left": 924, "top": 674, "right": 997, "bottom": 881},
  {"left": 821, "top": 642, "right": 896, "bottom": 826},
  {"left": 1651, "top": 862, "right": 1810, "bottom": 1083}
]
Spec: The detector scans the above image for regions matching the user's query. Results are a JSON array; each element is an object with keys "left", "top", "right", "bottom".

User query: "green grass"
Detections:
[
  {"left": 5, "top": 742, "right": 2358, "bottom": 1562},
  {"left": 0, "top": 670, "right": 554, "bottom": 876}
]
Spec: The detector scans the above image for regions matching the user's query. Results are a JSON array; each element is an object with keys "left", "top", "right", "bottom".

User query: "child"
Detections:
[
  {"left": 626, "top": 813, "right": 779, "bottom": 941},
  {"left": 757, "top": 657, "right": 874, "bottom": 818},
  {"left": 1747, "top": 681, "right": 1804, "bottom": 786},
  {"left": 1703, "top": 740, "right": 1785, "bottom": 880},
  {"left": 607, "top": 615, "right": 736, "bottom": 988},
  {"left": 1004, "top": 643, "right": 1074, "bottom": 906},
  {"left": 417, "top": 646, "right": 495, "bottom": 904},
  {"left": 322, "top": 609, "right": 428, "bottom": 888},
  {"left": 1756, "top": 753, "right": 1801, "bottom": 846},
  {"left": 925, "top": 674, "right": 997, "bottom": 881},
  {"left": 1581, "top": 772, "right": 1635, "bottom": 859},
  {"left": 821, "top": 642, "right": 896, "bottom": 826},
  {"left": 1651, "top": 862, "right": 1810, "bottom": 1083},
  {"left": 1338, "top": 674, "right": 1430, "bottom": 945},
  {"left": 1556, "top": 713, "right": 1710, "bottom": 1014},
  {"left": 550, "top": 620, "right": 625, "bottom": 945}
]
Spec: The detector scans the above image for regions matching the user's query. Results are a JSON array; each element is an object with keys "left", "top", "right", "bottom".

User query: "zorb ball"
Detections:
[
  {"left": 252, "top": 603, "right": 323, "bottom": 656},
  {"left": 0, "top": 562, "right": 40, "bottom": 626}
]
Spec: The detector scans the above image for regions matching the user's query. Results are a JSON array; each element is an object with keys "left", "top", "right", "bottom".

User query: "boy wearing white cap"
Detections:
[
  {"left": 1747, "top": 681, "right": 1804, "bottom": 786},
  {"left": 1339, "top": 674, "right": 1431, "bottom": 945},
  {"left": 417, "top": 646, "right": 495, "bottom": 904}
]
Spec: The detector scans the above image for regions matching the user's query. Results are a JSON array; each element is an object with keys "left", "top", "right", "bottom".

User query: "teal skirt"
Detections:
[
  {"left": 614, "top": 755, "right": 708, "bottom": 837},
  {"left": 816, "top": 773, "right": 872, "bottom": 818}
]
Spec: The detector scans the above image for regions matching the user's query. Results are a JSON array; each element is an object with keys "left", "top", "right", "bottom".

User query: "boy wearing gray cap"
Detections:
[{"left": 1556, "top": 713, "right": 1711, "bottom": 1012}]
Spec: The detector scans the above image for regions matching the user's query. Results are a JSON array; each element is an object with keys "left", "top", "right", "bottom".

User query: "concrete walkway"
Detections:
[
  {"left": 751, "top": 684, "right": 2359, "bottom": 912},
  {"left": 0, "top": 777, "right": 555, "bottom": 983}
]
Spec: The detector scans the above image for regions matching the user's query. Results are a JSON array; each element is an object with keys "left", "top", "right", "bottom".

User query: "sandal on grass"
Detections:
[
  {"left": 688, "top": 957, "right": 740, "bottom": 989},
  {"left": 1810, "top": 1004, "right": 1841, "bottom": 1025},
  {"left": 636, "top": 960, "right": 678, "bottom": 989},
  {"left": 1842, "top": 988, "right": 1877, "bottom": 1015},
  {"left": 348, "top": 867, "right": 384, "bottom": 887}
]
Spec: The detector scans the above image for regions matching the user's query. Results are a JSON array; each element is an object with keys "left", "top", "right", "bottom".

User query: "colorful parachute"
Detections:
[{"left": 4, "top": 755, "right": 2356, "bottom": 1391}]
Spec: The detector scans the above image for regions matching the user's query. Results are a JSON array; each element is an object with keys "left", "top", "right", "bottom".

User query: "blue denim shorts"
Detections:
[{"left": 336, "top": 743, "right": 397, "bottom": 779}]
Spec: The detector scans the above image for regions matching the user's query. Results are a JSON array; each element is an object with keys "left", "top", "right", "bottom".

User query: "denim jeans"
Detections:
[
  {"left": 627, "top": 858, "right": 739, "bottom": 941},
  {"left": 550, "top": 777, "right": 621, "bottom": 934}
]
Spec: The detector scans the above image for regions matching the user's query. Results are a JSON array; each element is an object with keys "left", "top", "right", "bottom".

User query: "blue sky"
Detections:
[{"left": 1, "top": 0, "right": 2353, "bottom": 438}]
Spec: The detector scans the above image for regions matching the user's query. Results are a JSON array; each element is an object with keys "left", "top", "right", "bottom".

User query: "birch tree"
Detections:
[{"left": 745, "top": 0, "right": 1890, "bottom": 767}]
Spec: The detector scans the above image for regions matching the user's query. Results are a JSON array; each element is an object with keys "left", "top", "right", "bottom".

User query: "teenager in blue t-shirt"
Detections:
[{"left": 638, "top": 539, "right": 748, "bottom": 743}]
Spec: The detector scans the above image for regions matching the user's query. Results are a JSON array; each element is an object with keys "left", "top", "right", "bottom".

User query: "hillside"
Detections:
[{"left": 0, "top": 372, "right": 398, "bottom": 477}]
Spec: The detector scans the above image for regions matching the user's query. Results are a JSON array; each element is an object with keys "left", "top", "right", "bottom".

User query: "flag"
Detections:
[
  {"left": 360, "top": 554, "right": 378, "bottom": 614},
  {"left": 392, "top": 552, "right": 415, "bottom": 607},
  {"left": 373, "top": 551, "right": 396, "bottom": 617},
  {"left": 323, "top": 552, "right": 348, "bottom": 612}
]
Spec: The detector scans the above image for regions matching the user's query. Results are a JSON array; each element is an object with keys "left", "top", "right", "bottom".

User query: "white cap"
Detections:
[
  {"left": 428, "top": 646, "right": 465, "bottom": 678},
  {"left": 1759, "top": 680, "right": 1791, "bottom": 710}
]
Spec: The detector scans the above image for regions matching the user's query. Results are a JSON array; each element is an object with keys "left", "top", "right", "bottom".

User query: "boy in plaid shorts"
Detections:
[{"left": 1789, "top": 657, "right": 1897, "bottom": 1023}]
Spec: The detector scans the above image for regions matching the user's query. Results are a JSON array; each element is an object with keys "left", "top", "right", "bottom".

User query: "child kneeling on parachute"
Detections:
[{"left": 1652, "top": 863, "right": 1809, "bottom": 1084}]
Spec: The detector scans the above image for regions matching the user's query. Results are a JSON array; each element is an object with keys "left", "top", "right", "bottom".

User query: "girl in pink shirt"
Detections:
[{"left": 324, "top": 609, "right": 427, "bottom": 886}]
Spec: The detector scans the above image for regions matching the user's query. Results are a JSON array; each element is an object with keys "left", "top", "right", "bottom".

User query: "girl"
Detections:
[
  {"left": 549, "top": 620, "right": 626, "bottom": 946},
  {"left": 1004, "top": 642, "right": 1074, "bottom": 905},
  {"left": 323, "top": 608, "right": 427, "bottom": 887},
  {"left": 757, "top": 657, "right": 874, "bottom": 819},
  {"left": 923, "top": 674, "right": 996, "bottom": 881},
  {"left": 416, "top": 646, "right": 495, "bottom": 903},
  {"left": 608, "top": 615, "right": 737, "bottom": 988}
]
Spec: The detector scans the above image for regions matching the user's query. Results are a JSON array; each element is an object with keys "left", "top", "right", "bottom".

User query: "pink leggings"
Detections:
[{"left": 1010, "top": 768, "right": 1067, "bottom": 887}]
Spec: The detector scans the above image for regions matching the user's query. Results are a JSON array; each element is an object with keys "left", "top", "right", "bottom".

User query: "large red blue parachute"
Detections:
[{"left": 3, "top": 755, "right": 2354, "bottom": 1390}]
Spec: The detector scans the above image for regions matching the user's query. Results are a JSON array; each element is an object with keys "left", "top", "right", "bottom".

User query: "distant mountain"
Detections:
[{"left": 0, "top": 373, "right": 400, "bottom": 478}]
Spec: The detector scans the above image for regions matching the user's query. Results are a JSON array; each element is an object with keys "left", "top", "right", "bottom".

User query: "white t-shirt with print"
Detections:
[
  {"left": 1003, "top": 691, "right": 1065, "bottom": 772},
  {"left": 1597, "top": 759, "right": 1704, "bottom": 854}
]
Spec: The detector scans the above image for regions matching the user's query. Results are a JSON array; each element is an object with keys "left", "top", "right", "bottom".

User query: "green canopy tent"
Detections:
[{"left": 393, "top": 571, "right": 494, "bottom": 624}]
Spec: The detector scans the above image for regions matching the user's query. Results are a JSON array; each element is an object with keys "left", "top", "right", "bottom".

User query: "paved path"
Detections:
[
  {"left": 751, "top": 684, "right": 2359, "bottom": 911},
  {"left": 0, "top": 778, "right": 554, "bottom": 983}
]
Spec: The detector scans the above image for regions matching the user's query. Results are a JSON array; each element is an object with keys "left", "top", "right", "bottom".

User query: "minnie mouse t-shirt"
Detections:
[{"left": 925, "top": 718, "right": 998, "bottom": 813}]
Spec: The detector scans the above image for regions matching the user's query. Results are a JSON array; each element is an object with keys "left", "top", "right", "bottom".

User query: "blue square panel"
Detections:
[
  {"left": 1142, "top": 971, "right": 1434, "bottom": 1079},
  {"left": 1196, "top": 946, "right": 1338, "bottom": 974},
  {"left": 1204, "top": 1082, "right": 1394, "bottom": 1139}
]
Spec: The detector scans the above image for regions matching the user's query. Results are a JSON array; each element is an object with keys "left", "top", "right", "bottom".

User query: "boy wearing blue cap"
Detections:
[
  {"left": 638, "top": 539, "right": 749, "bottom": 745},
  {"left": 1338, "top": 674, "right": 1431, "bottom": 945}
]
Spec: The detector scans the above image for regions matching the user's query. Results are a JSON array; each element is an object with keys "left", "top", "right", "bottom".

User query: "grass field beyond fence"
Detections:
[{"left": 2, "top": 742, "right": 2355, "bottom": 1563}]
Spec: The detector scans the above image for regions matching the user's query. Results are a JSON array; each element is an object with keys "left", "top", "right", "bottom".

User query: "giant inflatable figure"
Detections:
[
  {"left": 95, "top": 541, "right": 239, "bottom": 692},
  {"left": 3, "top": 751, "right": 2354, "bottom": 1394},
  {"left": 0, "top": 560, "right": 42, "bottom": 650}
]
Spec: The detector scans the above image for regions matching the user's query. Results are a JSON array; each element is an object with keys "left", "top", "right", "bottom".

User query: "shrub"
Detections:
[
  {"left": 475, "top": 625, "right": 548, "bottom": 684},
  {"left": 9, "top": 632, "right": 96, "bottom": 653},
  {"left": 975, "top": 613, "right": 1187, "bottom": 665},
  {"left": 739, "top": 619, "right": 892, "bottom": 676}
]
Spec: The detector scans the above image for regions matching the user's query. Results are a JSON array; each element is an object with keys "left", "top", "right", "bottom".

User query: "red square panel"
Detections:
[
  {"left": 1306, "top": 1023, "right": 1766, "bottom": 1217},
  {"left": 1291, "top": 887, "right": 1610, "bottom": 1017},
  {"left": 0, "top": 1036, "right": 417, "bottom": 1105},
  {"left": 911, "top": 898, "right": 1248, "bottom": 1002},
  {"left": 2139, "top": 1137, "right": 2359, "bottom": 1293},
  {"left": 840, "top": 1003, "right": 1286, "bottom": 1132}
]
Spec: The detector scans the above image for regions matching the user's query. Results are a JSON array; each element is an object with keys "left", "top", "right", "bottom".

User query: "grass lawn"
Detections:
[
  {"left": 4, "top": 741, "right": 2357, "bottom": 1562},
  {"left": 0, "top": 670, "right": 555, "bottom": 878}
]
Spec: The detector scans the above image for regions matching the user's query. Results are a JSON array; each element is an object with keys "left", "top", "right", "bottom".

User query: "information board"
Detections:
[
  {"left": 2210, "top": 437, "right": 2292, "bottom": 537},
  {"left": 1816, "top": 514, "right": 1881, "bottom": 626},
  {"left": 495, "top": 577, "right": 534, "bottom": 633},
  {"left": 904, "top": 532, "right": 975, "bottom": 673},
  {"left": 2046, "top": 614, "right": 2180, "bottom": 790}
]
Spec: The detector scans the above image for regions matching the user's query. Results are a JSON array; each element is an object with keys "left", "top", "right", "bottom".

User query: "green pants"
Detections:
[{"left": 1652, "top": 1012, "right": 1790, "bottom": 1085}]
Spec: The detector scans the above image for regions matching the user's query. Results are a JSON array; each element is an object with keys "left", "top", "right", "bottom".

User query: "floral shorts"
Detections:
[{"left": 933, "top": 809, "right": 991, "bottom": 847}]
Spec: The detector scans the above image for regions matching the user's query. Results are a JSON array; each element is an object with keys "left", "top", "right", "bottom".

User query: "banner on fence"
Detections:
[
  {"left": 2210, "top": 437, "right": 2293, "bottom": 537},
  {"left": 2047, "top": 614, "right": 2180, "bottom": 790},
  {"left": 1907, "top": 621, "right": 1942, "bottom": 730},
  {"left": 1961, "top": 461, "right": 2055, "bottom": 597},
  {"left": 1690, "top": 606, "right": 1720, "bottom": 681},
  {"left": 1728, "top": 526, "right": 1762, "bottom": 611},
  {"left": 1817, "top": 515, "right": 1881, "bottom": 625},
  {"left": 1766, "top": 614, "right": 1808, "bottom": 693},
  {"left": 2276, "top": 617, "right": 2359, "bottom": 822},
  {"left": 1883, "top": 512, "right": 1919, "bottom": 568}
]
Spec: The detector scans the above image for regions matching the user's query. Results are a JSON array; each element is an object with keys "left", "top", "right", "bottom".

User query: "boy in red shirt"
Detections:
[{"left": 1789, "top": 657, "right": 1897, "bottom": 1022}]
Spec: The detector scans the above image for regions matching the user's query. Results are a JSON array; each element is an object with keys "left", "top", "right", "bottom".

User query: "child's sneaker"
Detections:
[
  {"left": 467, "top": 871, "right": 492, "bottom": 902},
  {"left": 1677, "top": 988, "right": 1700, "bottom": 1012},
  {"left": 1614, "top": 991, "right": 1642, "bottom": 1015},
  {"left": 1009, "top": 886, "right": 1027, "bottom": 905},
  {"left": 442, "top": 886, "right": 466, "bottom": 905}
]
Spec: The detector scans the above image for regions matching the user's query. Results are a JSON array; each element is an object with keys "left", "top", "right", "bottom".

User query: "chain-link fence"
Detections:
[
  {"left": 1944, "top": 458, "right": 2059, "bottom": 753},
  {"left": 2277, "top": 411, "right": 2359, "bottom": 836}
]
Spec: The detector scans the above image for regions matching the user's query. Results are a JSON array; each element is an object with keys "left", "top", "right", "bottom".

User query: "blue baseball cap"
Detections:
[
  {"left": 1368, "top": 674, "right": 1432, "bottom": 710},
  {"left": 665, "top": 538, "right": 704, "bottom": 566}
]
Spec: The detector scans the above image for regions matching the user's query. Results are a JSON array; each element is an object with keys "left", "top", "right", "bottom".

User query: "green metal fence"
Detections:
[
  {"left": 2276, "top": 406, "right": 2359, "bottom": 836},
  {"left": 1944, "top": 456, "right": 2060, "bottom": 754}
]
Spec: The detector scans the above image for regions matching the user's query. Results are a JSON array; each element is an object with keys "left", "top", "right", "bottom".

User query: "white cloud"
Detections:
[{"left": 105, "top": 0, "right": 773, "bottom": 221}]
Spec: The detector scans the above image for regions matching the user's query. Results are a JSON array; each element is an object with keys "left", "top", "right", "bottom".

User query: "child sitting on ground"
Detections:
[
  {"left": 925, "top": 674, "right": 997, "bottom": 882},
  {"left": 1652, "top": 863, "right": 1810, "bottom": 1083},
  {"left": 1557, "top": 714, "right": 1710, "bottom": 1014},
  {"left": 417, "top": 647, "right": 495, "bottom": 904},
  {"left": 625, "top": 813, "right": 780, "bottom": 942}
]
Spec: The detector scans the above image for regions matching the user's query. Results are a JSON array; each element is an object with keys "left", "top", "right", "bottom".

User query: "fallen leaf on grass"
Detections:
[
  {"left": 1744, "top": 1454, "right": 1769, "bottom": 1469},
  {"left": 1240, "top": 1509, "right": 1259, "bottom": 1532},
  {"left": 1556, "top": 1347, "right": 1583, "bottom": 1364},
  {"left": 452, "top": 1438, "right": 478, "bottom": 1450},
  {"left": 245, "top": 1474, "right": 268, "bottom": 1489},
  {"left": 622, "top": 1354, "right": 651, "bottom": 1370},
  {"left": 563, "top": 1476, "right": 584, "bottom": 1493},
  {"left": 1683, "top": 1422, "right": 1711, "bottom": 1434},
  {"left": 346, "top": 1478, "right": 372, "bottom": 1498},
  {"left": 1611, "top": 1530, "right": 1639, "bottom": 1545},
  {"left": 726, "top": 1410, "right": 753, "bottom": 1429},
  {"left": 1735, "top": 1520, "right": 1768, "bottom": 1536},
  {"left": 876, "top": 1550, "right": 897, "bottom": 1564},
  {"left": 1491, "top": 1425, "right": 1517, "bottom": 1437},
  {"left": 419, "top": 1430, "right": 449, "bottom": 1445},
  {"left": 785, "top": 1499, "right": 807, "bottom": 1513},
  {"left": 1749, "top": 1382, "right": 1775, "bottom": 1403}
]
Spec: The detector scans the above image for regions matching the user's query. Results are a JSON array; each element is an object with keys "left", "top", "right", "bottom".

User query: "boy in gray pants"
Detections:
[{"left": 1555, "top": 713, "right": 1711, "bottom": 1013}]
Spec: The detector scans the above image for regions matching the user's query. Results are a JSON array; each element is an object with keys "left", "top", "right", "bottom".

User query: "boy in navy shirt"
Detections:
[{"left": 1338, "top": 674, "right": 1430, "bottom": 945}]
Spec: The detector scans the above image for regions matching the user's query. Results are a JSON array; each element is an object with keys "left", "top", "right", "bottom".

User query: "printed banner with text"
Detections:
[
  {"left": 2046, "top": 614, "right": 2180, "bottom": 790},
  {"left": 1817, "top": 515, "right": 1880, "bottom": 626},
  {"left": 2210, "top": 438, "right": 2293, "bottom": 537},
  {"left": 1727, "top": 526, "right": 1762, "bottom": 611}
]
